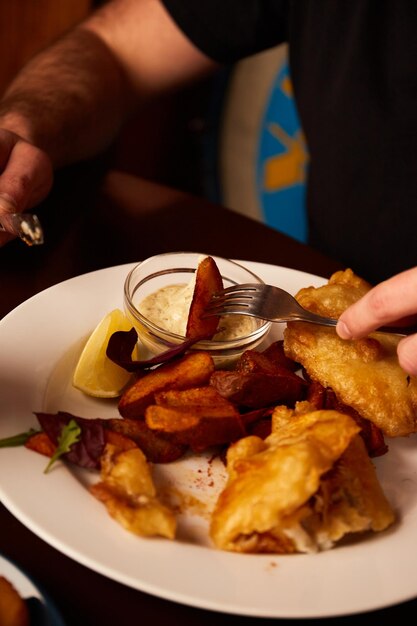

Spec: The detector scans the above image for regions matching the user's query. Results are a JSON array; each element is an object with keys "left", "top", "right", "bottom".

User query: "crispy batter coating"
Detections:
[
  {"left": 90, "top": 444, "right": 176, "bottom": 539},
  {"left": 209, "top": 403, "right": 395, "bottom": 553},
  {"left": 284, "top": 269, "right": 417, "bottom": 437}
]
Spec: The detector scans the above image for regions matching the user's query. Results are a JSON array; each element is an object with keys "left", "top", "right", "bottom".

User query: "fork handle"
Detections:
[{"left": 291, "top": 312, "right": 417, "bottom": 337}]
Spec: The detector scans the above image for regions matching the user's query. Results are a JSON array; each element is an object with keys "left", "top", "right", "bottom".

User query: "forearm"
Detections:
[
  {"left": 0, "top": 0, "right": 219, "bottom": 170},
  {"left": 0, "top": 0, "right": 219, "bottom": 245},
  {"left": 0, "top": 27, "right": 135, "bottom": 168}
]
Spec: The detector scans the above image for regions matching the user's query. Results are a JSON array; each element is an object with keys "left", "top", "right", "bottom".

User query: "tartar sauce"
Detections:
[{"left": 139, "top": 282, "right": 254, "bottom": 340}]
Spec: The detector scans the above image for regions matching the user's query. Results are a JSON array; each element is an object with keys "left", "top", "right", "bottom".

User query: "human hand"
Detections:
[
  {"left": 0, "top": 128, "right": 53, "bottom": 246},
  {"left": 336, "top": 267, "right": 417, "bottom": 375}
]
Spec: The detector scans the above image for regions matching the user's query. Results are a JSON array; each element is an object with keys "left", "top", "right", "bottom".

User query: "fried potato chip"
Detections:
[
  {"left": 106, "top": 417, "right": 187, "bottom": 462},
  {"left": 154, "top": 385, "right": 237, "bottom": 416},
  {"left": 210, "top": 368, "right": 306, "bottom": 409},
  {"left": 118, "top": 351, "right": 215, "bottom": 418},
  {"left": 237, "top": 342, "right": 298, "bottom": 374},
  {"left": 186, "top": 256, "right": 223, "bottom": 339},
  {"left": 146, "top": 387, "right": 244, "bottom": 451}
]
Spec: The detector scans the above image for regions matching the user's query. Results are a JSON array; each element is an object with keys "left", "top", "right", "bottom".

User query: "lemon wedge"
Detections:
[{"left": 73, "top": 308, "right": 137, "bottom": 398}]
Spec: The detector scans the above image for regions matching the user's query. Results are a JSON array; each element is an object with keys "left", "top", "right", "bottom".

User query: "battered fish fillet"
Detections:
[
  {"left": 90, "top": 444, "right": 176, "bottom": 539},
  {"left": 283, "top": 269, "right": 417, "bottom": 437},
  {"left": 209, "top": 403, "right": 395, "bottom": 553}
]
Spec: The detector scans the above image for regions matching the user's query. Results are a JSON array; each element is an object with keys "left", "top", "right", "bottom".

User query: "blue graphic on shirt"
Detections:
[{"left": 256, "top": 62, "right": 308, "bottom": 242}]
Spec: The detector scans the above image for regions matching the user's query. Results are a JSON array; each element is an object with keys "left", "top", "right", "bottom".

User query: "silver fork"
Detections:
[{"left": 204, "top": 283, "right": 417, "bottom": 336}]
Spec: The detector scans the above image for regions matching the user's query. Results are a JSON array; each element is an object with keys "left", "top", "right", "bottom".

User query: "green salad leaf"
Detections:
[
  {"left": 44, "top": 419, "right": 81, "bottom": 474},
  {"left": 0, "top": 428, "right": 39, "bottom": 448}
]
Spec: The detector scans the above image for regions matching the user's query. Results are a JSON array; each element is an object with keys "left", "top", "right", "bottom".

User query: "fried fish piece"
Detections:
[
  {"left": 283, "top": 269, "right": 417, "bottom": 437},
  {"left": 90, "top": 444, "right": 176, "bottom": 539},
  {"left": 209, "top": 403, "right": 395, "bottom": 553}
]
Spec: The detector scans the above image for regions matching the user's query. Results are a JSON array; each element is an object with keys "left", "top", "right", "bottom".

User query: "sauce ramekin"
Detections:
[{"left": 123, "top": 252, "right": 272, "bottom": 367}]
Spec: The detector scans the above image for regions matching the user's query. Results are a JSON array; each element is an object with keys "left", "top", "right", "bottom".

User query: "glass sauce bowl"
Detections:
[{"left": 123, "top": 252, "right": 272, "bottom": 367}]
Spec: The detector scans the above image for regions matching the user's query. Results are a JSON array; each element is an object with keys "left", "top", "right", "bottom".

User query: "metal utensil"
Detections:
[
  {"left": 0, "top": 213, "right": 44, "bottom": 246},
  {"left": 204, "top": 283, "right": 417, "bottom": 336}
]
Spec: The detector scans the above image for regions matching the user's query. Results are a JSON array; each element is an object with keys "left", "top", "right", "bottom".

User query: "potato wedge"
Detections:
[
  {"left": 104, "top": 429, "right": 138, "bottom": 452},
  {"left": 155, "top": 385, "right": 237, "bottom": 417},
  {"left": 106, "top": 417, "right": 187, "bottom": 462},
  {"left": 145, "top": 406, "right": 199, "bottom": 433},
  {"left": 186, "top": 256, "right": 223, "bottom": 339},
  {"left": 145, "top": 404, "right": 245, "bottom": 451},
  {"left": 210, "top": 369, "right": 306, "bottom": 409},
  {"left": 260, "top": 340, "right": 299, "bottom": 372},
  {"left": 237, "top": 348, "right": 299, "bottom": 377},
  {"left": 118, "top": 351, "right": 215, "bottom": 418},
  {"left": 151, "top": 385, "right": 243, "bottom": 450}
]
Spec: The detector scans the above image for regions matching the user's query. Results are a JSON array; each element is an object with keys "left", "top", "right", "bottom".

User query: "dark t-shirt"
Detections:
[{"left": 161, "top": 0, "right": 417, "bottom": 284}]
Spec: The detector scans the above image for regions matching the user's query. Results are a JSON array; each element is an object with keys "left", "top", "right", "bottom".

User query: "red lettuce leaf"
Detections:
[
  {"left": 106, "top": 328, "right": 203, "bottom": 372},
  {"left": 35, "top": 411, "right": 105, "bottom": 470}
]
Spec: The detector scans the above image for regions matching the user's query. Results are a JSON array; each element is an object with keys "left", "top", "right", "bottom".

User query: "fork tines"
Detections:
[{"left": 204, "top": 283, "right": 260, "bottom": 317}]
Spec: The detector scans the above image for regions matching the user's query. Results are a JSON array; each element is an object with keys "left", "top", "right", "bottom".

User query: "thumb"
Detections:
[
  {"left": 0, "top": 140, "right": 53, "bottom": 223},
  {"left": 0, "top": 192, "right": 18, "bottom": 233},
  {"left": 0, "top": 191, "right": 18, "bottom": 212}
]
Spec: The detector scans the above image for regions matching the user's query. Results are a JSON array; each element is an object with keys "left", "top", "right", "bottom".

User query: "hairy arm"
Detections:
[
  {"left": 0, "top": 0, "right": 218, "bottom": 167},
  {"left": 0, "top": 28, "right": 131, "bottom": 169},
  {"left": 0, "top": 0, "right": 218, "bottom": 243}
]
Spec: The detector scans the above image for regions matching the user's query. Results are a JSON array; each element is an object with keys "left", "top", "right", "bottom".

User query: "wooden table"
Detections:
[{"left": 0, "top": 165, "right": 414, "bottom": 625}]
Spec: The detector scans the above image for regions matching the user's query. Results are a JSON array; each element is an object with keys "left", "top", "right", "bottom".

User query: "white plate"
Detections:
[
  {"left": 1, "top": 260, "right": 417, "bottom": 619},
  {"left": 0, "top": 553, "right": 65, "bottom": 625}
]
